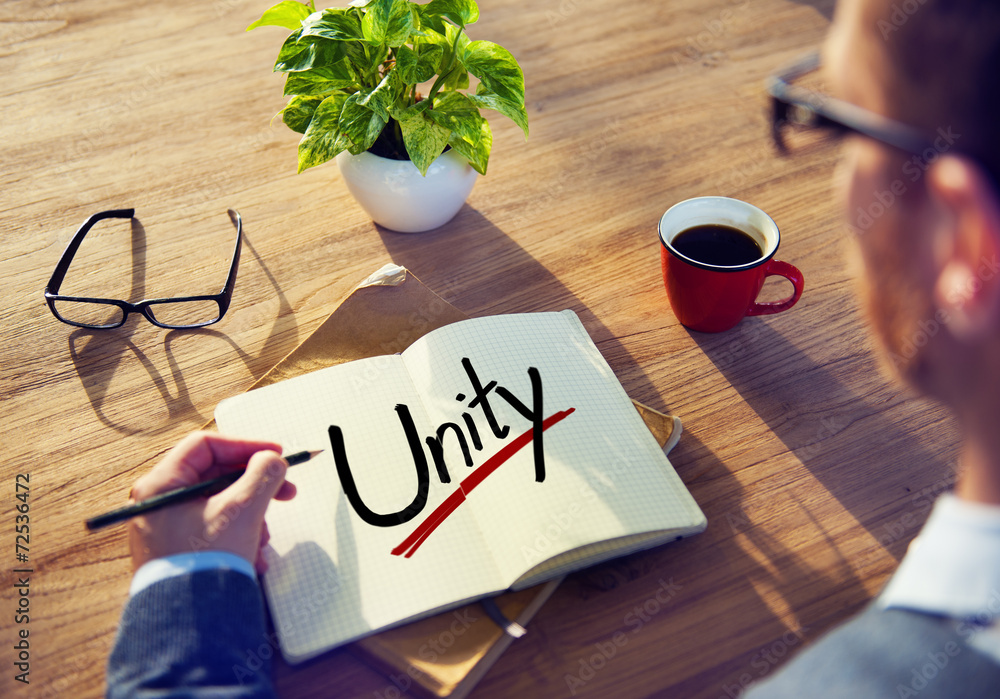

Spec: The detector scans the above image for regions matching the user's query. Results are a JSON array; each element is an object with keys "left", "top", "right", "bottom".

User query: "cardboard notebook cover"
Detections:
[{"left": 229, "top": 264, "right": 682, "bottom": 698}]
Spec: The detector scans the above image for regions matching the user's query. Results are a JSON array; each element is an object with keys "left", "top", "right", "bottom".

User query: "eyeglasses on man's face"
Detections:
[
  {"left": 44, "top": 209, "right": 242, "bottom": 330},
  {"left": 766, "top": 51, "right": 946, "bottom": 159}
]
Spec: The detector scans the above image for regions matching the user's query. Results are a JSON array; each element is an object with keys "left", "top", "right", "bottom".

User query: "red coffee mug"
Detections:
[{"left": 658, "top": 197, "right": 804, "bottom": 333}]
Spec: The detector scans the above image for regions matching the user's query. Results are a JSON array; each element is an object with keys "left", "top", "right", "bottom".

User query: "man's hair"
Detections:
[{"left": 868, "top": 0, "right": 1000, "bottom": 188}]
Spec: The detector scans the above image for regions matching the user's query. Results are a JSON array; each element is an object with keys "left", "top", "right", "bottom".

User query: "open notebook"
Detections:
[{"left": 214, "top": 310, "right": 706, "bottom": 663}]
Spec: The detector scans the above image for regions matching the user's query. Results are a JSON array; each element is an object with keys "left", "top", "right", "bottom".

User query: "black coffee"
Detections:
[{"left": 672, "top": 224, "right": 763, "bottom": 266}]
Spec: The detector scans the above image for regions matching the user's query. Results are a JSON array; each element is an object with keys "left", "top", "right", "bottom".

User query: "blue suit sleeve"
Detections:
[
  {"left": 106, "top": 568, "right": 277, "bottom": 699},
  {"left": 745, "top": 607, "right": 1000, "bottom": 698}
]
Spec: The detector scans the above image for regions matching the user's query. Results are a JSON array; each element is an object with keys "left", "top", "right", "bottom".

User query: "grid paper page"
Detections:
[
  {"left": 214, "top": 311, "right": 706, "bottom": 661},
  {"left": 215, "top": 355, "right": 504, "bottom": 662},
  {"left": 401, "top": 311, "right": 706, "bottom": 588}
]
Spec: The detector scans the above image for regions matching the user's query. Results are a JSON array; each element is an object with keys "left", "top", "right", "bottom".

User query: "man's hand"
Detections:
[{"left": 127, "top": 431, "right": 297, "bottom": 574}]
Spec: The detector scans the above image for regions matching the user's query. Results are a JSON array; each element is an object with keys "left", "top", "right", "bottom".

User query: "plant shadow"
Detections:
[{"left": 373, "top": 205, "right": 666, "bottom": 410}]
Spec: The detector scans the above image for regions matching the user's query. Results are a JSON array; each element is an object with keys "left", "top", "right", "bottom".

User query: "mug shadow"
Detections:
[
  {"left": 689, "top": 317, "right": 953, "bottom": 554},
  {"left": 651, "top": 428, "right": 866, "bottom": 620}
]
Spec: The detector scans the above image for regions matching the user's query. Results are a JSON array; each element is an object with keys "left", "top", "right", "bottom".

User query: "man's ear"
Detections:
[{"left": 927, "top": 154, "right": 1000, "bottom": 342}]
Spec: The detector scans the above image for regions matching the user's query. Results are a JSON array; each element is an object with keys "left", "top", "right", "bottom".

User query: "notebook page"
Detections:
[
  {"left": 214, "top": 355, "right": 504, "bottom": 662},
  {"left": 399, "top": 311, "right": 705, "bottom": 588}
]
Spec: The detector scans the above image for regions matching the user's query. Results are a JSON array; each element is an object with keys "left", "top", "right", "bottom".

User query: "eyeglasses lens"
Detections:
[
  {"left": 146, "top": 300, "right": 222, "bottom": 327},
  {"left": 52, "top": 299, "right": 125, "bottom": 328}
]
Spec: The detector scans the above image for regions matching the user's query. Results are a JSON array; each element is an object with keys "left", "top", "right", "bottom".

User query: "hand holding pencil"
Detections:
[{"left": 120, "top": 431, "right": 300, "bottom": 575}]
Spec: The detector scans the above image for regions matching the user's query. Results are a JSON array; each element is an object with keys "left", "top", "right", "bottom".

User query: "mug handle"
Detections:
[{"left": 746, "top": 260, "right": 804, "bottom": 316}]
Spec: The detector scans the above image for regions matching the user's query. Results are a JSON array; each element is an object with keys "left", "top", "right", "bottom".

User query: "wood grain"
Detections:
[{"left": 0, "top": 0, "right": 961, "bottom": 697}]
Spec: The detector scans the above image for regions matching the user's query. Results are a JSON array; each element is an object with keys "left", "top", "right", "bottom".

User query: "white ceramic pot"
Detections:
[{"left": 335, "top": 149, "right": 478, "bottom": 233}]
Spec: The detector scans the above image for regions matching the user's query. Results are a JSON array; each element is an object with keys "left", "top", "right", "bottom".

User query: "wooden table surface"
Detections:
[{"left": 1, "top": 0, "right": 961, "bottom": 696}]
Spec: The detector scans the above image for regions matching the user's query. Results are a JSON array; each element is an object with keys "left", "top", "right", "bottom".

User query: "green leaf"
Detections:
[
  {"left": 247, "top": 1, "right": 313, "bottom": 31},
  {"left": 279, "top": 95, "right": 325, "bottom": 134},
  {"left": 357, "top": 70, "right": 400, "bottom": 122},
  {"left": 361, "top": 0, "right": 415, "bottom": 48},
  {"left": 427, "top": 91, "right": 482, "bottom": 143},
  {"left": 467, "top": 89, "right": 528, "bottom": 138},
  {"left": 339, "top": 92, "right": 388, "bottom": 153},
  {"left": 424, "top": 0, "right": 479, "bottom": 28},
  {"left": 274, "top": 29, "right": 308, "bottom": 70},
  {"left": 441, "top": 22, "right": 471, "bottom": 64},
  {"left": 275, "top": 36, "right": 346, "bottom": 73},
  {"left": 448, "top": 119, "right": 491, "bottom": 175},
  {"left": 298, "top": 93, "right": 350, "bottom": 172},
  {"left": 283, "top": 63, "right": 355, "bottom": 96},
  {"left": 419, "top": 22, "right": 471, "bottom": 97},
  {"left": 398, "top": 103, "right": 452, "bottom": 175},
  {"left": 441, "top": 67, "right": 469, "bottom": 91},
  {"left": 340, "top": 41, "right": 384, "bottom": 85},
  {"left": 395, "top": 44, "right": 441, "bottom": 84},
  {"left": 413, "top": 23, "right": 468, "bottom": 73},
  {"left": 413, "top": 5, "right": 446, "bottom": 35},
  {"left": 463, "top": 40, "right": 525, "bottom": 107},
  {"left": 300, "top": 8, "right": 363, "bottom": 41}
]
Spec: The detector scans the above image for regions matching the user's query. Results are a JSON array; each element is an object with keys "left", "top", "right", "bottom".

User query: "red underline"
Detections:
[{"left": 390, "top": 408, "right": 576, "bottom": 558}]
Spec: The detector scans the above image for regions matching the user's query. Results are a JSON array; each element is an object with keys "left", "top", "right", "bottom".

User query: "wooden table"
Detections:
[{"left": 1, "top": 0, "right": 961, "bottom": 696}]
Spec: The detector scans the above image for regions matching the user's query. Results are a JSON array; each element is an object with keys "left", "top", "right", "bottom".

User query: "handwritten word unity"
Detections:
[{"left": 326, "top": 357, "right": 575, "bottom": 556}]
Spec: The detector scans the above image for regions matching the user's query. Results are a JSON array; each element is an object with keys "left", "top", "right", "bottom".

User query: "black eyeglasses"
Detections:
[
  {"left": 766, "top": 51, "right": 939, "bottom": 158},
  {"left": 44, "top": 209, "right": 242, "bottom": 329}
]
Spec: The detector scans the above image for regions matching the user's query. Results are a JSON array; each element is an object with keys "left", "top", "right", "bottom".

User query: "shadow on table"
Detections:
[
  {"left": 570, "top": 421, "right": 867, "bottom": 603},
  {"left": 662, "top": 426, "right": 870, "bottom": 697},
  {"left": 374, "top": 205, "right": 665, "bottom": 410},
  {"left": 378, "top": 213, "right": 871, "bottom": 694},
  {"left": 67, "top": 229, "right": 298, "bottom": 434},
  {"left": 480, "top": 427, "right": 868, "bottom": 698},
  {"left": 791, "top": 0, "right": 836, "bottom": 21},
  {"left": 690, "top": 318, "right": 954, "bottom": 550}
]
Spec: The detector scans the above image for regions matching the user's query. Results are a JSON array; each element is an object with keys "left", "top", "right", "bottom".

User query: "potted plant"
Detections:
[{"left": 248, "top": 0, "right": 528, "bottom": 232}]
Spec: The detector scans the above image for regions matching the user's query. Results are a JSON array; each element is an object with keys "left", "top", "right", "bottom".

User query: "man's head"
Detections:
[{"left": 823, "top": 0, "right": 1000, "bottom": 424}]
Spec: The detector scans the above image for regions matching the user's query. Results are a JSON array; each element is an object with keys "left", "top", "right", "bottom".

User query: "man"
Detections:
[
  {"left": 748, "top": 0, "right": 1000, "bottom": 695},
  {"left": 105, "top": 432, "right": 294, "bottom": 698}
]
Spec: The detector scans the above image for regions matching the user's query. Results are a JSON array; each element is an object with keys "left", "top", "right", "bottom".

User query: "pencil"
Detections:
[{"left": 84, "top": 449, "right": 322, "bottom": 531}]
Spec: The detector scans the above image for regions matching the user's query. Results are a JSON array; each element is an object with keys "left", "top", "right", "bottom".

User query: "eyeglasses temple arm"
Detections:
[
  {"left": 44, "top": 209, "right": 135, "bottom": 296},
  {"left": 216, "top": 209, "right": 242, "bottom": 314}
]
